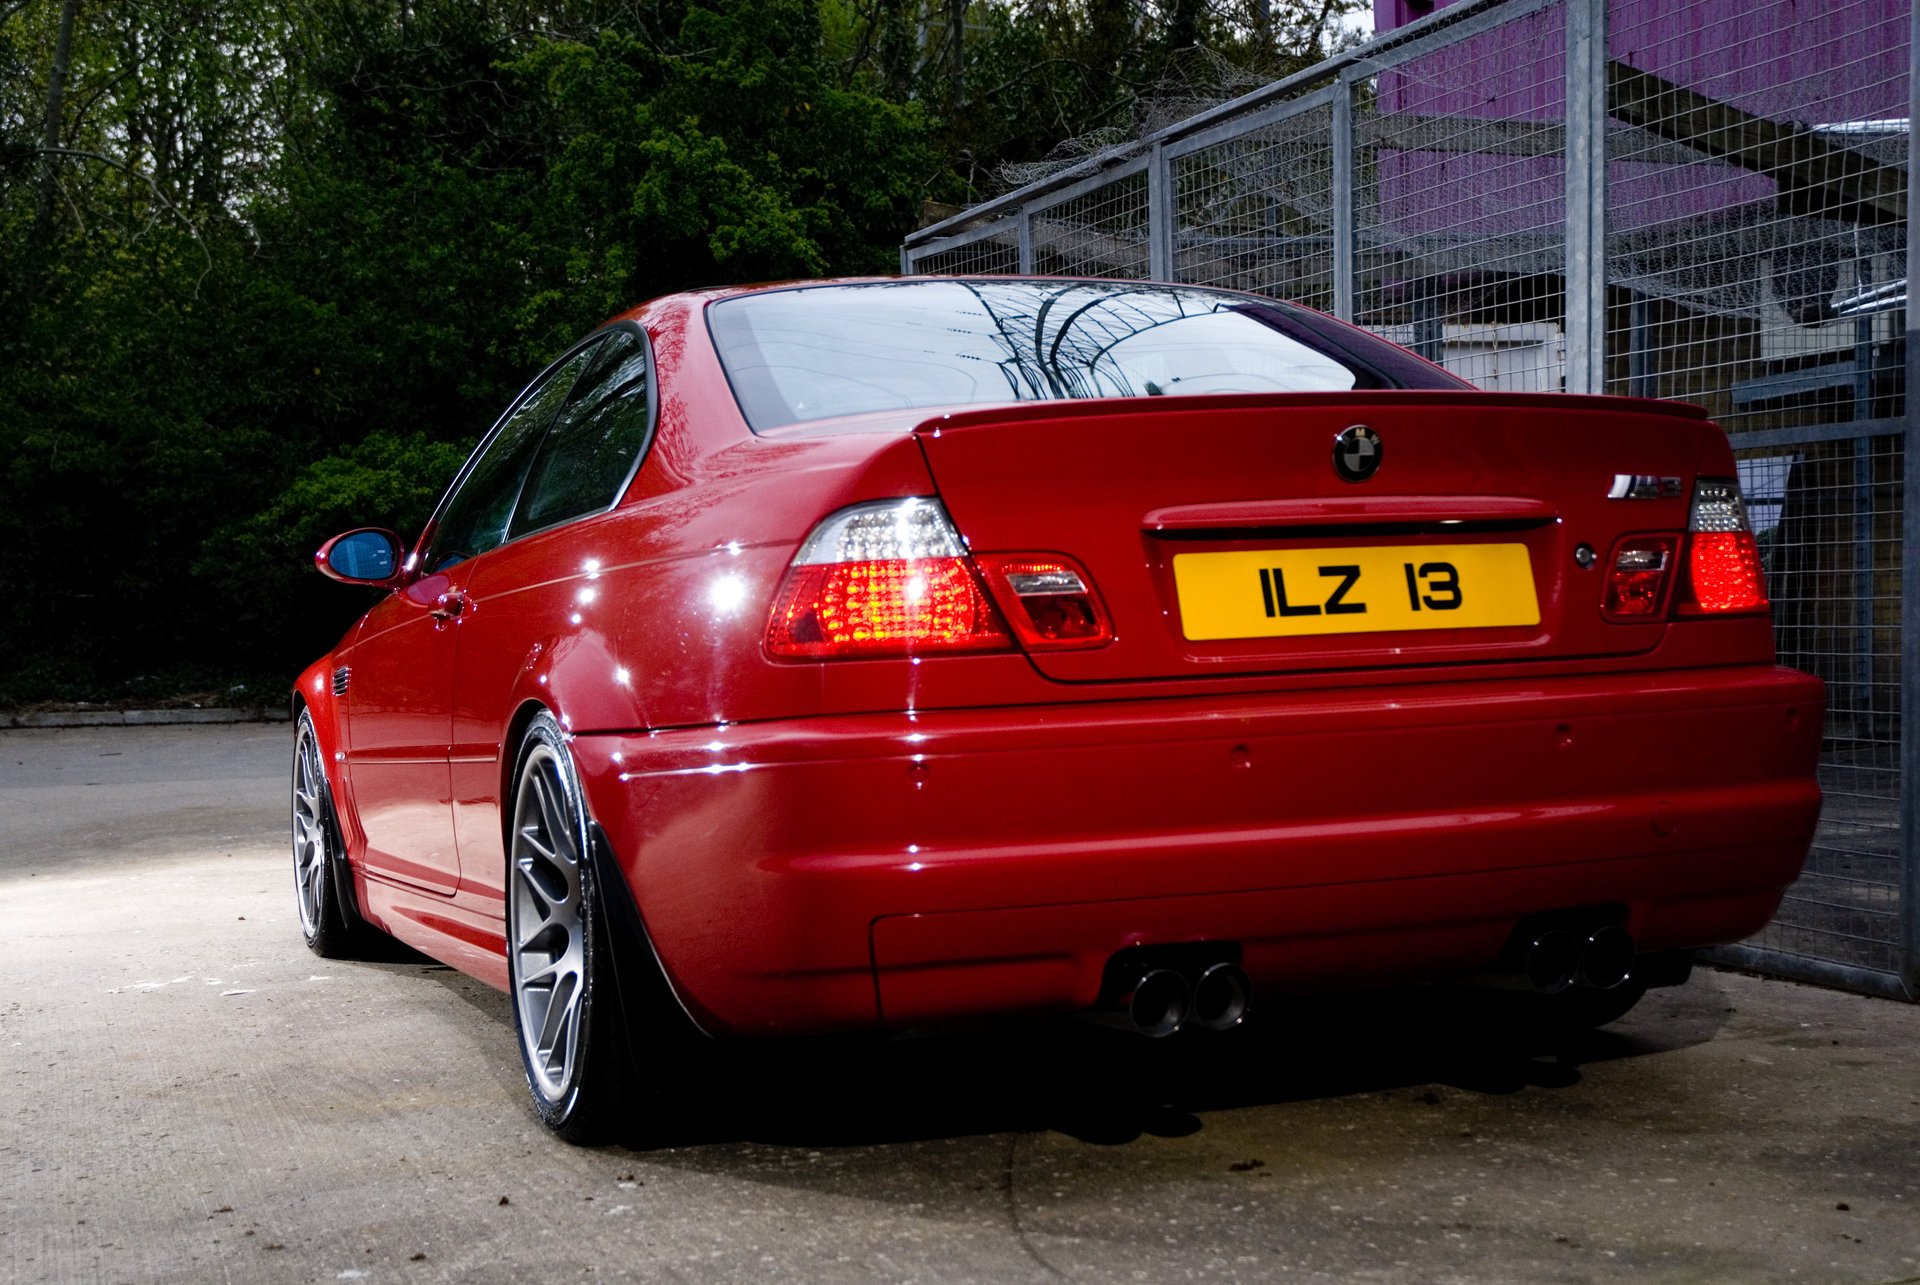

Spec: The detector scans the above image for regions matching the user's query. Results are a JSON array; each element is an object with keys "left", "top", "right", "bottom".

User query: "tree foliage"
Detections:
[{"left": 0, "top": 0, "right": 1355, "bottom": 700}]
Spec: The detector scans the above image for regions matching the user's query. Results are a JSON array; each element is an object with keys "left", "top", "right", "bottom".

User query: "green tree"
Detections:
[
  {"left": 0, "top": 0, "right": 1356, "bottom": 702},
  {"left": 0, "top": 0, "right": 934, "bottom": 697},
  {"left": 824, "top": 0, "right": 1365, "bottom": 202}
]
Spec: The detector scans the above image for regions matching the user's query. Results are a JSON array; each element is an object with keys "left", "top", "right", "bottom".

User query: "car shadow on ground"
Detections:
[
  {"left": 609, "top": 978, "right": 1731, "bottom": 1155},
  {"left": 387, "top": 945, "right": 1731, "bottom": 1155}
]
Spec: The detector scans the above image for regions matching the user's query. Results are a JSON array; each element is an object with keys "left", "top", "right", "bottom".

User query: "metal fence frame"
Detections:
[{"left": 903, "top": 0, "right": 1920, "bottom": 1002}]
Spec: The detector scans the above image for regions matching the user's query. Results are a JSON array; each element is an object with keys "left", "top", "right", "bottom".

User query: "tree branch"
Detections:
[
  {"left": 34, "top": 0, "right": 82, "bottom": 239},
  {"left": 32, "top": 145, "right": 214, "bottom": 291}
]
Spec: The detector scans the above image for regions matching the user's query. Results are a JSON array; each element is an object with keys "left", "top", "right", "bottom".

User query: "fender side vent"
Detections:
[{"left": 332, "top": 666, "right": 351, "bottom": 696}]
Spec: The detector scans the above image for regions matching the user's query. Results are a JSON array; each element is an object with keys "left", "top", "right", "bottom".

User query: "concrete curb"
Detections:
[{"left": 2, "top": 707, "right": 292, "bottom": 729}]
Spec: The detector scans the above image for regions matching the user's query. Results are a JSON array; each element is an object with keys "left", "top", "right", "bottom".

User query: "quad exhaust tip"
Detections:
[
  {"left": 1094, "top": 958, "right": 1253, "bottom": 1037},
  {"left": 1523, "top": 929, "right": 1582, "bottom": 994},
  {"left": 1094, "top": 923, "right": 1638, "bottom": 1035},
  {"left": 1123, "top": 969, "right": 1192, "bottom": 1038},
  {"left": 1578, "top": 926, "right": 1636, "bottom": 991},
  {"left": 1519, "top": 925, "right": 1636, "bottom": 994},
  {"left": 1191, "top": 962, "right": 1251, "bottom": 1032}
]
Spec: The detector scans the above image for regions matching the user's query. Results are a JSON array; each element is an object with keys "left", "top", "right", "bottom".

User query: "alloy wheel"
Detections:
[
  {"left": 509, "top": 741, "right": 589, "bottom": 1105},
  {"left": 291, "top": 717, "right": 330, "bottom": 938}
]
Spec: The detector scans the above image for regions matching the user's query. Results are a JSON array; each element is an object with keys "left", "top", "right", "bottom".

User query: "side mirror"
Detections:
[{"left": 315, "top": 528, "right": 406, "bottom": 586}]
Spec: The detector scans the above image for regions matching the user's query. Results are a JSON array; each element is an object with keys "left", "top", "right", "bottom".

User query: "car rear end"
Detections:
[{"left": 577, "top": 280, "right": 1822, "bottom": 1038}]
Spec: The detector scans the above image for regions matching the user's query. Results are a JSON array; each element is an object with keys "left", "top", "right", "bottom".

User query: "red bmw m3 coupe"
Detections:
[{"left": 292, "top": 278, "right": 1823, "bottom": 1141}]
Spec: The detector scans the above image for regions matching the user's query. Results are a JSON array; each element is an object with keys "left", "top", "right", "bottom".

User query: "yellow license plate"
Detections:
[{"left": 1172, "top": 543, "right": 1539, "bottom": 641}]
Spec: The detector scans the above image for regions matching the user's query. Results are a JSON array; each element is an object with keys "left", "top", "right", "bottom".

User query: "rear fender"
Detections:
[
  {"left": 588, "top": 820, "right": 717, "bottom": 1041},
  {"left": 576, "top": 429, "right": 974, "bottom": 733}
]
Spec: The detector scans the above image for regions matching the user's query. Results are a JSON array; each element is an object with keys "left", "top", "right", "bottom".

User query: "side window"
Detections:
[
  {"left": 509, "top": 329, "right": 654, "bottom": 539},
  {"left": 424, "top": 344, "right": 599, "bottom": 572}
]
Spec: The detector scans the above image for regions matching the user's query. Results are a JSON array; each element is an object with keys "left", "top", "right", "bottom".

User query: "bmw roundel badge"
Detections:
[{"left": 1333, "top": 424, "right": 1382, "bottom": 482}]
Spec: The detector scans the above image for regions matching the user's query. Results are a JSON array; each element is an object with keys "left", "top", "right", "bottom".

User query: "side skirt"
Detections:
[{"left": 359, "top": 875, "right": 511, "bottom": 991}]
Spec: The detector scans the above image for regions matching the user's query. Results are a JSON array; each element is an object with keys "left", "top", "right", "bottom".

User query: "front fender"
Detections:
[
  {"left": 293, "top": 658, "right": 342, "bottom": 764},
  {"left": 292, "top": 654, "right": 360, "bottom": 854}
]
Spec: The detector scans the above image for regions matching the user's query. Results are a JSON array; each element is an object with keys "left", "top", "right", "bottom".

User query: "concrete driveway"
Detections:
[{"left": 3, "top": 723, "right": 1918, "bottom": 1283}]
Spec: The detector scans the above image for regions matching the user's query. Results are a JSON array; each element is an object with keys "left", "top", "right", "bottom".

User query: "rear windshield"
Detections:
[{"left": 708, "top": 279, "right": 1463, "bottom": 431}]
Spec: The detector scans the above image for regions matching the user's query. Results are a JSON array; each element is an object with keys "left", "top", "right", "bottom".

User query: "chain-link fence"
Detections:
[{"left": 903, "top": 0, "right": 1919, "bottom": 1002}]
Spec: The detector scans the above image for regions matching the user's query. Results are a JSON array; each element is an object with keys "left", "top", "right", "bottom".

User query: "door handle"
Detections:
[{"left": 431, "top": 592, "right": 469, "bottom": 621}]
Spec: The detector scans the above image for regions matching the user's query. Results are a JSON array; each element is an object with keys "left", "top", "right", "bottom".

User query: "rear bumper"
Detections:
[{"left": 573, "top": 664, "right": 1823, "bottom": 1036}]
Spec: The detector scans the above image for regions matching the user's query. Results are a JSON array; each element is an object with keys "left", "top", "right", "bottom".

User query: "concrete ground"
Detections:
[{"left": 3, "top": 724, "right": 1918, "bottom": 1285}]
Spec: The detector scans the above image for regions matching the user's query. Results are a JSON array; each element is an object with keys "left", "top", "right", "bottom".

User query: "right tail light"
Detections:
[
  {"left": 1601, "top": 477, "right": 1768, "bottom": 622},
  {"left": 1602, "top": 536, "right": 1677, "bottom": 621},
  {"left": 1677, "top": 477, "right": 1769, "bottom": 614}
]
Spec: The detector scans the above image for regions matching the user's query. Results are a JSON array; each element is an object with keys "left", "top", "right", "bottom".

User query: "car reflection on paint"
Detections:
[{"left": 293, "top": 278, "right": 1822, "bottom": 1142}]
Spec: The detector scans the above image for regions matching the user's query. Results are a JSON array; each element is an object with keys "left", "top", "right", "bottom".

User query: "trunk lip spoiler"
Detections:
[
  {"left": 1145, "top": 495, "right": 1559, "bottom": 531},
  {"left": 906, "top": 389, "right": 1713, "bottom": 440}
]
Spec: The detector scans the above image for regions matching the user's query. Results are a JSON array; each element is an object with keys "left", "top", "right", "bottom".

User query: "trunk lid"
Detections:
[{"left": 913, "top": 391, "right": 1719, "bottom": 683}]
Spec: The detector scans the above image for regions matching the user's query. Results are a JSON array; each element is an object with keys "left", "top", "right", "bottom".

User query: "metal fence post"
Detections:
[
  {"left": 1149, "top": 143, "right": 1176, "bottom": 281},
  {"left": 1901, "top": 0, "right": 1920, "bottom": 1000},
  {"left": 1627, "top": 295, "right": 1655, "bottom": 397},
  {"left": 1564, "top": 0, "right": 1608, "bottom": 395},
  {"left": 1412, "top": 281, "right": 1444, "bottom": 362},
  {"left": 902, "top": 0, "right": 1917, "bottom": 1003},
  {"left": 1332, "top": 73, "right": 1356, "bottom": 322}
]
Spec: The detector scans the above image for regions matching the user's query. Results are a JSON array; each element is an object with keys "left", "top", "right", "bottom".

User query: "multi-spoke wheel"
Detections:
[
  {"left": 292, "top": 710, "right": 372, "bottom": 957},
  {"left": 507, "top": 712, "right": 633, "bottom": 1141}
]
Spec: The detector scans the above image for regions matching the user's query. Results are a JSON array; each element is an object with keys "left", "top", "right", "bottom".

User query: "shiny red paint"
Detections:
[
  {"left": 568, "top": 663, "right": 1819, "bottom": 1034},
  {"left": 294, "top": 278, "right": 1824, "bottom": 1038}
]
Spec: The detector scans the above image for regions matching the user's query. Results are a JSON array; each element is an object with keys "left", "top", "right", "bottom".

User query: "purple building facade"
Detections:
[{"left": 1369, "top": 0, "right": 1908, "bottom": 237}]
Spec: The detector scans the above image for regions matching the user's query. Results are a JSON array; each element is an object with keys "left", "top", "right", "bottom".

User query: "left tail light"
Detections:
[
  {"left": 1678, "top": 477, "right": 1769, "bottom": 614},
  {"left": 974, "top": 555, "right": 1114, "bottom": 650},
  {"left": 766, "top": 499, "right": 1011, "bottom": 658}
]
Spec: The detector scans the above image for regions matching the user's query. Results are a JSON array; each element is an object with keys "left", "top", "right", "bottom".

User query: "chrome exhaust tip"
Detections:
[
  {"left": 1190, "top": 963, "right": 1251, "bottom": 1032},
  {"left": 1524, "top": 929, "right": 1581, "bottom": 994},
  {"left": 1123, "top": 968, "right": 1192, "bottom": 1038},
  {"left": 1577, "top": 926, "right": 1635, "bottom": 991}
]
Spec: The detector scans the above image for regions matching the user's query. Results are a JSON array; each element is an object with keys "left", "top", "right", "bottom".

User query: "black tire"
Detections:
[
  {"left": 505, "top": 713, "right": 636, "bottom": 1143},
  {"left": 292, "top": 710, "right": 376, "bottom": 958}
]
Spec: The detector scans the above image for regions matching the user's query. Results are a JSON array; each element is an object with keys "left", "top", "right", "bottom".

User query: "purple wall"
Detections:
[
  {"left": 1374, "top": 0, "right": 1447, "bottom": 30},
  {"left": 1366, "top": 0, "right": 1909, "bottom": 242}
]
